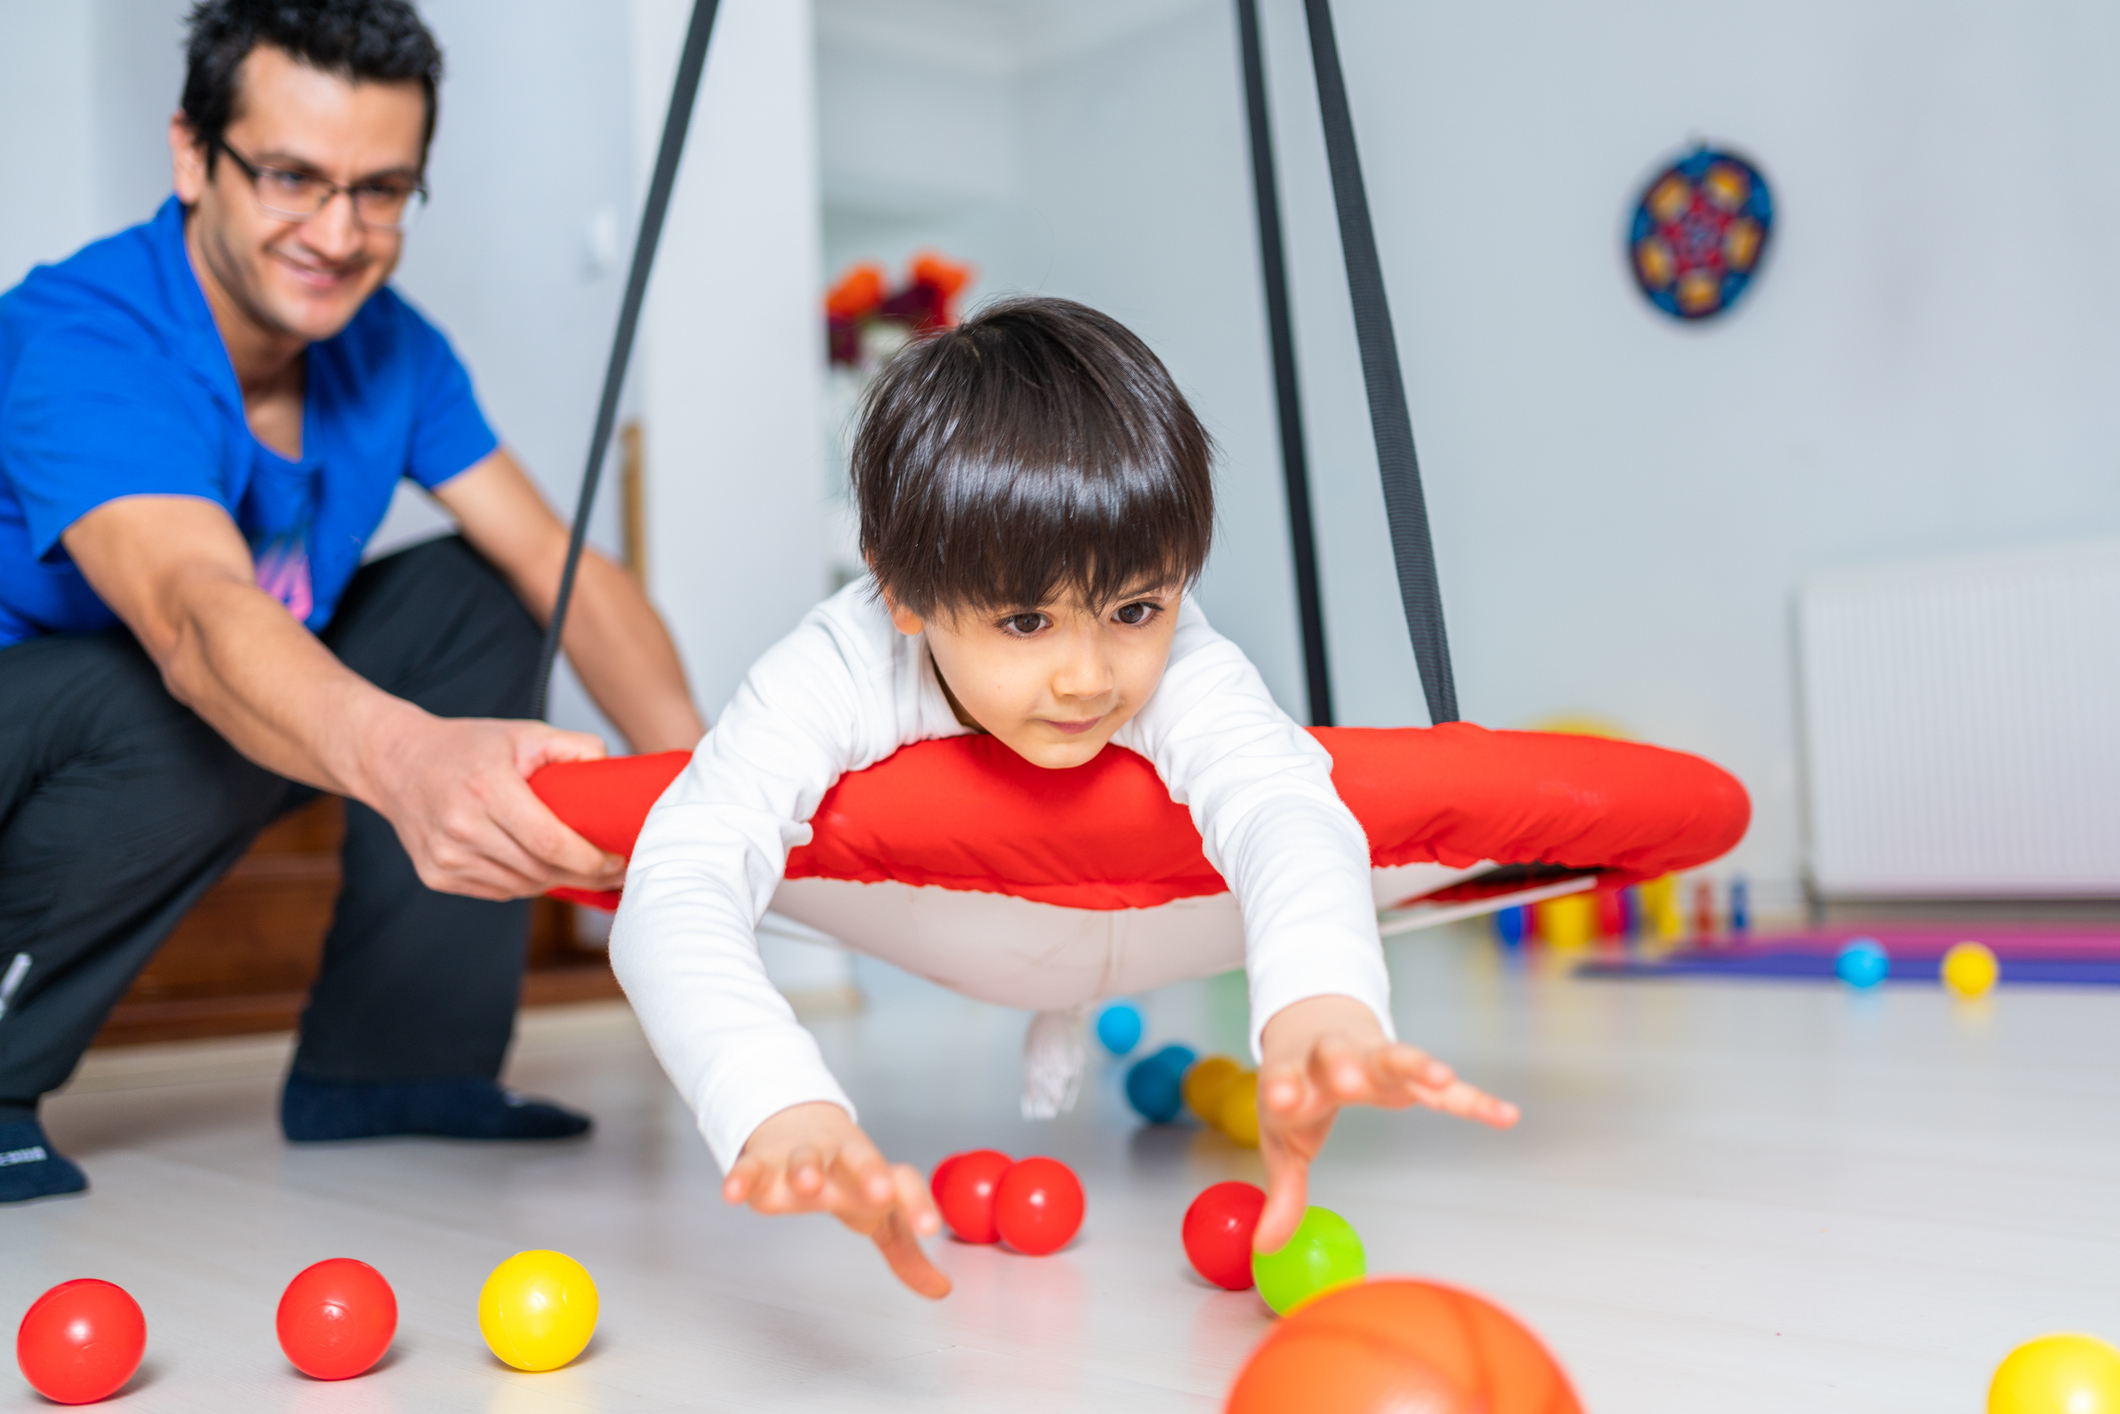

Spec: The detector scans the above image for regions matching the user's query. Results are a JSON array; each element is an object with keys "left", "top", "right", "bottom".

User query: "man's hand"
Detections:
[
  {"left": 1253, "top": 994, "right": 1519, "bottom": 1253},
  {"left": 362, "top": 712, "right": 624, "bottom": 900},
  {"left": 724, "top": 1101, "right": 951, "bottom": 1300}
]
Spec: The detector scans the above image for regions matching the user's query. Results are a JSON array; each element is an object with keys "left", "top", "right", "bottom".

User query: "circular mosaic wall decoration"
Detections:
[{"left": 1628, "top": 147, "right": 1773, "bottom": 321}]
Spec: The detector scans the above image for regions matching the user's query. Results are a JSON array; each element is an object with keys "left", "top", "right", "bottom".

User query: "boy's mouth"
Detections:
[{"left": 1040, "top": 716, "right": 1104, "bottom": 736}]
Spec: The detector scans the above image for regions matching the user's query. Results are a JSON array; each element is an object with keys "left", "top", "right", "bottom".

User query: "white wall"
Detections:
[
  {"left": 817, "top": 0, "right": 2120, "bottom": 908},
  {"left": 631, "top": 0, "right": 828, "bottom": 720},
  {"left": 381, "top": 0, "right": 638, "bottom": 744},
  {"left": 0, "top": 0, "right": 189, "bottom": 290}
]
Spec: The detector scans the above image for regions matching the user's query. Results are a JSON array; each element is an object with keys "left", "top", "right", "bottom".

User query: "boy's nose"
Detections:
[{"left": 1051, "top": 641, "right": 1114, "bottom": 702}]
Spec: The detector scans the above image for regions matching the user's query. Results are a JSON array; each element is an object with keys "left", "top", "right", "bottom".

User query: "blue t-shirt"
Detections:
[{"left": 0, "top": 196, "right": 498, "bottom": 649}]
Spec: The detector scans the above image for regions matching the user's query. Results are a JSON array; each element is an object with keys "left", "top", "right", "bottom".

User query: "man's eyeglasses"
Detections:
[{"left": 214, "top": 140, "right": 428, "bottom": 231}]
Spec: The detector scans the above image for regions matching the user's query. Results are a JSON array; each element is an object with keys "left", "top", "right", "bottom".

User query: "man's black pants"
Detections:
[{"left": 0, "top": 537, "right": 540, "bottom": 1125}]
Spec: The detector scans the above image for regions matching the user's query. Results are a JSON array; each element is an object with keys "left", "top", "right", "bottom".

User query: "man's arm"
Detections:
[
  {"left": 434, "top": 450, "right": 704, "bottom": 755},
  {"left": 62, "top": 495, "right": 624, "bottom": 900}
]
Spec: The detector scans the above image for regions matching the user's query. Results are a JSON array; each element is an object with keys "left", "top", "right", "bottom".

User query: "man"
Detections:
[{"left": 0, "top": 0, "right": 707, "bottom": 1203}]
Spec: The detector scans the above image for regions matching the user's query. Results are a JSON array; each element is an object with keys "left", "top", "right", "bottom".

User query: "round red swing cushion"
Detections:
[{"left": 529, "top": 723, "right": 1749, "bottom": 912}]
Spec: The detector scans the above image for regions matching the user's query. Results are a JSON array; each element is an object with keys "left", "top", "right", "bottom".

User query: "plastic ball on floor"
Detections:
[
  {"left": 1215, "top": 1071, "right": 1261, "bottom": 1148},
  {"left": 1183, "top": 1055, "right": 1242, "bottom": 1124},
  {"left": 1226, "top": 1278, "right": 1585, "bottom": 1414},
  {"left": 1125, "top": 1044, "right": 1196, "bottom": 1124},
  {"left": 1252, "top": 1206, "right": 1366, "bottom": 1316},
  {"left": 1989, "top": 1332, "right": 2120, "bottom": 1413},
  {"left": 277, "top": 1257, "right": 397, "bottom": 1380},
  {"left": 993, "top": 1156, "right": 1084, "bottom": 1255},
  {"left": 931, "top": 1148, "right": 1013, "bottom": 1244},
  {"left": 478, "top": 1250, "right": 598, "bottom": 1373},
  {"left": 15, "top": 1278, "right": 147, "bottom": 1405},
  {"left": 1183, "top": 1180, "right": 1266, "bottom": 1290},
  {"left": 1836, "top": 938, "right": 1890, "bottom": 989},
  {"left": 1944, "top": 941, "right": 2000, "bottom": 1000},
  {"left": 1094, "top": 1001, "right": 1144, "bottom": 1056}
]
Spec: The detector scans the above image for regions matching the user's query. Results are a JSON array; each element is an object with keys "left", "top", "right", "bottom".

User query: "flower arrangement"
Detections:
[{"left": 825, "top": 252, "right": 974, "bottom": 369}]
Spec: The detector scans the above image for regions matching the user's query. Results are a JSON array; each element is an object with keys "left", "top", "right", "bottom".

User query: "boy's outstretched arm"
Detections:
[
  {"left": 723, "top": 1102, "right": 953, "bottom": 1300},
  {"left": 1253, "top": 995, "right": 1521, "bottom": 1253}
]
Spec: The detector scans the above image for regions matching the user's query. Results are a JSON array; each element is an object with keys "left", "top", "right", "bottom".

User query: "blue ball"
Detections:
[
  {"left": 1836, "top": 938, "right": 1889, "bottom": 989},
  {"left": 1095, "top": 1001, "right": 1144, "bottom": 1056},
  {"left": 1124, "top": 1044, "right": 1197, "bottom": 1123},
  {"left": 1151, "top": 1043, "right": 1196, "bottom": 1072}
]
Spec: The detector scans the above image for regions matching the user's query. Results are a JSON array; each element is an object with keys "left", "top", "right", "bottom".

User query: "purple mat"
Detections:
[{"left": 1574, "top": 928, "right": 2120, "bottom": 988}]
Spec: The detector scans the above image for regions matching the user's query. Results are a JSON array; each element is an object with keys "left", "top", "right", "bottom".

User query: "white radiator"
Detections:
[{"left": 1797, "top": 538, "right": 2120, "bottom": 898}]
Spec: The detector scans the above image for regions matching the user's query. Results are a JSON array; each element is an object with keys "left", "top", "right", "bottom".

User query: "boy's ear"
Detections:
[{"left": 878, "top": 586, "right": 925, "bottom": 638}]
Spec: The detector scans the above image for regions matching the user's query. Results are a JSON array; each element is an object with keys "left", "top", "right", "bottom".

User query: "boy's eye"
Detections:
[
  {"left": 1113, "top": 601, "right": 1158, "bottom": 626},
  {"left": 1000, "top": 612, "right": 1049, "bottom": 636}
]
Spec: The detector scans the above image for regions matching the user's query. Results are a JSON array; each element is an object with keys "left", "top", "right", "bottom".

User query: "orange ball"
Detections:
[{"left": 1225, "top": 1279, "right": 1583, "bottom": 1414}]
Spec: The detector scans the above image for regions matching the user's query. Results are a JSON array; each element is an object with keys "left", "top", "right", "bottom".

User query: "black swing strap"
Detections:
[
  {"left": 533, "top": 0, "right": 722, "bottom": 719},
  {"left": 1235, "top": 0, "right": 1334, "bottom": 728},
  {"left": 1301, "top": 0, "right": 1459, "bottom": 725}
]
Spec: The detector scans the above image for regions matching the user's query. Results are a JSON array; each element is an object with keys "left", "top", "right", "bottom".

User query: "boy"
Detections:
[{"left": 612, "top": 298, "right": 1515, "bottom": 1299}]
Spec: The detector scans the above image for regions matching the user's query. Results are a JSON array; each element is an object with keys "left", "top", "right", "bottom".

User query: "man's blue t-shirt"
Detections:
[{"left": 0, "top": 196, "right": 498, "bottom": 650}]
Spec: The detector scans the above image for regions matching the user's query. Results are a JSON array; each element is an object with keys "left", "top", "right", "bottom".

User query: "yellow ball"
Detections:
[
  {"left": 1216, "top": 1071, "right": 1260, "bottom": 1148},
  {"left": 1184, "top": 1056, "right": 1242, "bottom": 1125},
  {"left": 1990, "top": 1332, "right": 2120, "bottom": 1413},
  {"left": 1944, "top": 941, "right": 2000, "bottom": 1000},
  {"left": 479, "top": 1250, "right": 599, "bottom": 1372}
]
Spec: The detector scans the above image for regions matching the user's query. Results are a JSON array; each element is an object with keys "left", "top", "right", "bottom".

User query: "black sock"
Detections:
[
  {"left": 280, "top": 1075, "right": 592, "bottom": 1143},
  {"left": 0, "top": 1119, "right": 88, "bottom": 1203}
]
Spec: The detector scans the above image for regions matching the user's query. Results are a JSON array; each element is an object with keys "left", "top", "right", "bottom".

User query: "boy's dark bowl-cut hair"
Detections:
[
  {"left": 854, "top": 296, "right": 1215, "bottom": 618},
  {"left": 183, "top": 0, "right": 445, "bottom": 170}
]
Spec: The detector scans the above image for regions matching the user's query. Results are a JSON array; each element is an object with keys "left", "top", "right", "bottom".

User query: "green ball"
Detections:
[{"left": 1251, "top": 1205, "right": 1366, "bottom": 1315}]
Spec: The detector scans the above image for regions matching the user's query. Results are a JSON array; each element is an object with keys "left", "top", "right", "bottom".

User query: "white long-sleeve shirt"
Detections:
[{"left": 611, "top": 579, "right": 1394, "bottom": 1169}]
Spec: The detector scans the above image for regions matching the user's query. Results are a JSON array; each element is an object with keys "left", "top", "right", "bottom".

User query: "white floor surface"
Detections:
[{"left": 6, "top": 928, "right": 2117, "bottom": 1412}]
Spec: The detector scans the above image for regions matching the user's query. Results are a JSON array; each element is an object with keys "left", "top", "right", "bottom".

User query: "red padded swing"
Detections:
[{"left": 523, "top": 0, "right": 1749, "bottom": 953}]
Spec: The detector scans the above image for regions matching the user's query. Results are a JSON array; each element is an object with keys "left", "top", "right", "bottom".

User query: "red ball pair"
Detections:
[
  {"left": 930, "top": 1150, "right": 1084, "bottom": 1255},
  {"left": 15, "top": 1259, "right": 395, "bottom": 1404}
]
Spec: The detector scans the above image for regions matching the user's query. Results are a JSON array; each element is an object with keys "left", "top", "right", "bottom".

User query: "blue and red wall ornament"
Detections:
[{"left": 1628, "top": 147, "right": 1773, "bottom": 321}]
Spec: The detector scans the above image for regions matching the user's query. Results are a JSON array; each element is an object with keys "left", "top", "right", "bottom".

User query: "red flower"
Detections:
[{"left": 825, "top": 262, "right": 886, "bottom": 321}]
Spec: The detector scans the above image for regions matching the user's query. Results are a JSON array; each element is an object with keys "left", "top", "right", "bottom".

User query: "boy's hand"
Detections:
[
  {"left": 1253, "top": 995, "right": 1519, "bottom": 1253},
  {"left": 724, "top": 1101, "right": 952, "bottom": 1299}
]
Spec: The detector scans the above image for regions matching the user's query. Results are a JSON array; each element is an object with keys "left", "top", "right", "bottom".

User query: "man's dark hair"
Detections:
[
  {"left": 853, "top": 297, "right": 1216, "bottom": 618},
  {"left": 182, "top": 0, "right": 444, "bottom": 170}
]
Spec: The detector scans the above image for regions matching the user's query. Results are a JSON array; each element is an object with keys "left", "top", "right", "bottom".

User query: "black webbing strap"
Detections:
[
  {"left": 1301, "top": 0, "right": 1459, "bottom": 724},
  {"left": 1235, "top": 0, "right": 1334, "bottom": 728},
  {"left": 532, "top": 0, "right": 722, "bottom": 719}
]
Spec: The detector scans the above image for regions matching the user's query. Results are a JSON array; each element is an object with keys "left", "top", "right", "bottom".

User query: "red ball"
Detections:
[
  {"left": 993, "top": 1157, "right": 1084, "bottom": 1256},
  {"left": 1226, "top": 1279, "right": 1583, "bottom": 1414},
  {"left": 931, "top": 1149, "right": 1013, "bottom": 1244},
  {"left": 16, "top": 1278, "right": 146, "bottom": 1405},
  {"left": 1182, "top": 1180, "right": 1265, "bottom": 1290},
  {"left": 276, "top": 1258, "right": 397, "bottom": 1381}
]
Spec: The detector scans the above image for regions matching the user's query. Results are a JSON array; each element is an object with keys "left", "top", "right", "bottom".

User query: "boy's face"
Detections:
[{"left": 885, "top": 580, "right": 1184, "bottom": 769}]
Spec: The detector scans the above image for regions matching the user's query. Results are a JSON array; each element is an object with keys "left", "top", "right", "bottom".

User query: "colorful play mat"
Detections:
[
  {"left": 1577, "top": 927, "right": 2120, "bottom": 988},
  {"left": 1627, "top": 147, "right": 1773, "bottom": 321}
]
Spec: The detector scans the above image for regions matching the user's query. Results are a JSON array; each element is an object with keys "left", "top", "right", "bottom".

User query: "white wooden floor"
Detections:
[{"left": 7, "top": 928, "right": 2117, "bottom": 1412}]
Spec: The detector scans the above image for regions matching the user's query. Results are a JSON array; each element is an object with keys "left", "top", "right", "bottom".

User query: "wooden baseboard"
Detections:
[{"left": 90, "top": 797, "right": 626, "bottom": 1049}]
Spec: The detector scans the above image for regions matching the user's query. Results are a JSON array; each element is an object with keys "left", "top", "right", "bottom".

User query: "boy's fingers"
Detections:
[
  {"left": 788, "top": 1145, "right": 825, "bottom": 1197},
  {"left": 873, "top": 1206, "right": 953, "bottom": 1300},
  {"left": 1308, "top": 1033, "right": 1370, "bottom": 1101},
  {"left": 1377, "top": 1043, "right": 1455, "bottom": 1091},
  {"left": 1260, "top": 1060, "right": 1310, "bottom": 1116},
  {"left": 1412, "top": 1078, "right": 1520, "bottom": 1128},
  {"left": 1253, "top": 1145, "right": 1311, "bottom": 1253},
  {"left": 724, "top": 1155, "right": 766, "bottom": 1205},
  {"left": 892, "top": 1163, "right": 942, "bottom": 1238},
  {"left": 826, "top": 1140, "right": 896, "bottom": 1213}
]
